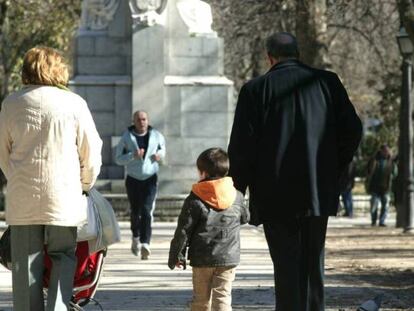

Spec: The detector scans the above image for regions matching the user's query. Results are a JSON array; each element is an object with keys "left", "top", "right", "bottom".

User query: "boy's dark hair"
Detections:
[
  {"left": 196, "top": 148, "right": 229, "bottom": 178},
  {"left": 265, "top": 32, "right": 299, "bottom": 60}
]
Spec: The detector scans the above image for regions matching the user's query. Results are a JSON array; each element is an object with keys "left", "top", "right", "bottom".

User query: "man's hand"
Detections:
[
  {"left": 134, "top": 148, "right": 145, "bottom": 159},
  {"left": 151, "top": 153, "right": 161, "bottom": 162},
  {"left": 175, "top": 260, "right": 186, "bottom": 270}
]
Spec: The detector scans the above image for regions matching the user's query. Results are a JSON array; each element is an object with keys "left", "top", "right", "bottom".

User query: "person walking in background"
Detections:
[
  {"left": 228, "top": 32, "right": 362, "bottom": 311},
  {"left": 366, "top": 145, "right": 397, "bottom": 227},
  {"left": 168, "top": 148, "right": 249, "bottom": 311},
  {"left": 0, "top": 46, "right": 102, "bottom": 310},
  {"left": 115, "top": 110, "right": 165, "bottom": 260},
  {"left": 339, "top": 158, "right": 356, "bottom": 217}
]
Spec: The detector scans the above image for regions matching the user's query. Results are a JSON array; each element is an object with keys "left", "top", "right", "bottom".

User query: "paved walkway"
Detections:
[{"left": 0, "top": 217, "right": 393, "bottom": 311}]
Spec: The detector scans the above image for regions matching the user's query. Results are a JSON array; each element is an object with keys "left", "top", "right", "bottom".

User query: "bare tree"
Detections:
[
  {"left": 327, "top": 0, "right": 400, "bottom": 115},
  {"left": 208, "top": 0, "right": 399, "bottom": 117},
  {"left": 0, "top": 0, "right": 81, "bottom": 104},
  {"left": 208, "top": 0, "right": 296, "bottom": 91},
  {"left": 296, "top": 0, "right": 329, "bottom": 68}
]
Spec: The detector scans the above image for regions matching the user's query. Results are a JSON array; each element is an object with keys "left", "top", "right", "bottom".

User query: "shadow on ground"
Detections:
[{"left": 82, "top": 284, "right": 413, "bottom": 311}]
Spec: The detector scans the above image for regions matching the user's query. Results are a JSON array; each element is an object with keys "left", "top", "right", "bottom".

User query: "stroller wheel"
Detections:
[
  {"left": 70, "top": 297, "right": 104, "bottom": 310},
  {"left": 69, "top": 301, "right": 84, "bottom": 311},
  {"left": 76, "top": 297, "right": 93, "bottom": 307}
]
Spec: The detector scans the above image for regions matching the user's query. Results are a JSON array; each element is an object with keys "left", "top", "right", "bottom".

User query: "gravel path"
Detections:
[{"left": 0, "top": 217, "right": 413, "bottom": 311}]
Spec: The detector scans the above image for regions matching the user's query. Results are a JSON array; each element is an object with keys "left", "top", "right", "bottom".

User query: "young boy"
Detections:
[{"left": 168, "top": 148, "right": 250, "bottom": 311}]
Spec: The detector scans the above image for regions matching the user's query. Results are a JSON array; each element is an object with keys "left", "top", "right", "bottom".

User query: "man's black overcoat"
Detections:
[{"left": 228, "top": 60, "right": 362, "bottom": 224}]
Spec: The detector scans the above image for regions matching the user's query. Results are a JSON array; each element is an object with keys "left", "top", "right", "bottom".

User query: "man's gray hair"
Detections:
[
  {"left": 266, "top": 32, "right": 299, "bottom": 60},
  {"left": 133, "top": 110, "right": 148, "bottom": 118}
]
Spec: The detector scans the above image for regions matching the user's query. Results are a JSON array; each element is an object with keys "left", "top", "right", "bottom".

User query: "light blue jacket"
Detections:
[{"left": 115, "top": 126, "right": 166, "bottom": 180}]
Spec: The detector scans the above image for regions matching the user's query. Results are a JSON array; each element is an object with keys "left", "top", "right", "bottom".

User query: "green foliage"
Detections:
[
  {"left": 0, "top": 0, "right": 81, "bottom": 103},
  {"left": 378, "top": 71, "right": 401, "bottom": 133},
  {"left": 357, "top": 129, "right": 393, "bottom": 176}
]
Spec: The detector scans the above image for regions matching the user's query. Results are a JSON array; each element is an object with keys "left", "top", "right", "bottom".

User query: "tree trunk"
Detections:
[
  {"left": 0, "top": 68, "right": 9, "bottom": 104},
  {"left": 295, "top": 0, "right": 329, "bottom": 68}
]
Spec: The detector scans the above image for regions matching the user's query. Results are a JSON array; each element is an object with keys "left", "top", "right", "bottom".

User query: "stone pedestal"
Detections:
[
  {"left": 70, "top": 0, "right": 132, "bottom": 179},
  {"left": 131, "top": 25, "right": 165, "bottom": 130},
  {"left": 70, "top": 75, "right": 131, "bottom": 179},
  {"left": 161, "top": 76, "right": 233, "bottom": 194},
  {"left": 158, "top": 0, "right": 234, "bottom": 194},
  {"left": 70, "top": 0, "right": 234, "bottom": 194}
]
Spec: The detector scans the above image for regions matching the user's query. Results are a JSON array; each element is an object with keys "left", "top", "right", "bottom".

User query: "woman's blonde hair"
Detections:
[{"left": 21, "top": 46, "right": 69, "bottom": 86}]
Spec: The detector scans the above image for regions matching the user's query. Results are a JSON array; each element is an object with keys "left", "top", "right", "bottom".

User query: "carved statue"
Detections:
[
  {"left": 129, "top": 0, "right": 168, "bottom": 26},
  {"left": 80, "top": 0, "right": 120, "bottom": 31},
  {"left": 176, "top": 0, "right": 216, "bottom": 36}
]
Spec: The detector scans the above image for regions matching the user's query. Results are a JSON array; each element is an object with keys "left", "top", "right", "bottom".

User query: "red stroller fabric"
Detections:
[{"left": 43, "top": 241, "right": 105, "bottom": 305}]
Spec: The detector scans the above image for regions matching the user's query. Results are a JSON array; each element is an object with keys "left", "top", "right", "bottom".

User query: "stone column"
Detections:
[
  {"left": 131, "top": 25, "right": 165, "bottom": 130},
  {"left": 70, "top": 0, "right": 132, "bottom": 180},
  {"left": 71, "top": 0, "right": 234, "bottom": 195},
  {"left": 159, "top": 0, "right": 234, "bottom": 194}
]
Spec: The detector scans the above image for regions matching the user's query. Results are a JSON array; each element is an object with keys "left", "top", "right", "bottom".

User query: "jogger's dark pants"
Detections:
[
  {"left": 125, "top": 174, "right": 157, "bottom": 244},
  {"left": 263, "top": 216, "right": 328, "bottom": 311}
]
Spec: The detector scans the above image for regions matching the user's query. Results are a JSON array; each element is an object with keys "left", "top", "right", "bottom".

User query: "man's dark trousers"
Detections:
[
  {"left": 263, "top": 216, "right": 328, "bottom": 311},
  {"left": 125, "top": 174, "right": 157, "bottom": 244}
]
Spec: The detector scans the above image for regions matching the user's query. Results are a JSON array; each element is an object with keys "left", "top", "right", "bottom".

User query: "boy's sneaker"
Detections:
[
  {"left": 141, "top": 243, "right": 151, "bottom": 260},
  {"left": 131, "top": 238, "right": 140, "bottom": 257}
]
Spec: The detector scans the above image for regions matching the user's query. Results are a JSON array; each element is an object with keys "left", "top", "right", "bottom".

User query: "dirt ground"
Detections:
[
  {"left": 1, "top": 220, "right": 413, "bottom": 310},
  {"left": 324, "top": 224, "right": 414, "bottom": 310}
]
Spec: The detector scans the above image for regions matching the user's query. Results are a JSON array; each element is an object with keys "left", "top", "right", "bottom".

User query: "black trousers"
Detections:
[
  {"left": 125, "top": 174, "right": 157, "bottom": 244},
  {"left": 263, "top": 216, "right": 328, "bottom": 311}
]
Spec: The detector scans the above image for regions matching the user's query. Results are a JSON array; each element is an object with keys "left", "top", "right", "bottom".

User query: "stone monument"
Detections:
[
  {"left": 176, "top": 0, "right": 216, "bottom": 35},
  {"left": 71, "top": 0, "right": 132, "bottom": 179},
  {"left": 71, "top": 0, "right": 234, "bottom": 194}
]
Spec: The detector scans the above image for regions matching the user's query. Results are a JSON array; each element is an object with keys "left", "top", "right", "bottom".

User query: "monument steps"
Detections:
[
  {"left": 0, "top": 189, "right": 390, "bottom": 222},
  {"left": 0, "top": 179, "right": 388, "bottom": 222},
  {"left": 94, "top": 180, "right": 376, "bottom": 222}
]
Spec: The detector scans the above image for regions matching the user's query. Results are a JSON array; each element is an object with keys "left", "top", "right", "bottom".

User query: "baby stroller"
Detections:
[
  {"left": 0, "top": 189, "right": 120, "bottom": 310},
  {"left": 0, "top": 229, "right": 106, "bottom": 311},
  {"left": 43, "top": 241, "right": 107, "bottom": 310}
]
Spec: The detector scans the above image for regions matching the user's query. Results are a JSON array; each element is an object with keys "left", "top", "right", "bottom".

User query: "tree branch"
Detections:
[{"left": 327, "top": 23, "right": 386, "bottom": 66}]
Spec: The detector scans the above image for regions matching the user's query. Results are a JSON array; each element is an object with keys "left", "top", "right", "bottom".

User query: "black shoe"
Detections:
[{"left": 379, "top": 223, "right": 387, "bottom": 227}]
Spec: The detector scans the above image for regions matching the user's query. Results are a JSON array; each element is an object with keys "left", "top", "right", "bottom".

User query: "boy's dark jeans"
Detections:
[{"left": 125, "top": 174, "right": 157, "bottom": 244}]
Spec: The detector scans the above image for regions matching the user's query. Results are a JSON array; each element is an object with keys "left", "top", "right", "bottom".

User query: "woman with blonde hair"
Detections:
[{"left": 0, "top": 46, "right": 102, "bottom": 310}]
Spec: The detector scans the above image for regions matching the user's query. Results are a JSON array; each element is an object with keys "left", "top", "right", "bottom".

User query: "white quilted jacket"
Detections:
[{"left": 0, "top": 85, "right": 102, "bottom": 226}]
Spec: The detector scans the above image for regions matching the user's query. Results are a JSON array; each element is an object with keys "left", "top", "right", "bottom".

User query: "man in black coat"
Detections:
[{"left": 228, "top": 32, "right": 362, "bottom": 311}]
